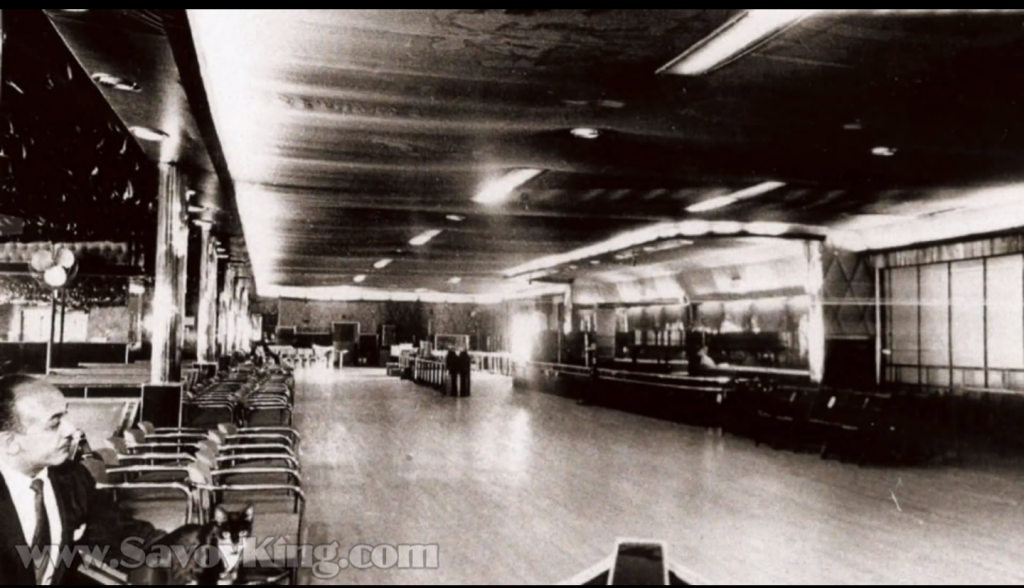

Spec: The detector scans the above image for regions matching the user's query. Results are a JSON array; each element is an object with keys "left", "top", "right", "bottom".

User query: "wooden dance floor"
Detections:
[{"left": 294, "top": 368, "right": 1024, "bottom": 585}]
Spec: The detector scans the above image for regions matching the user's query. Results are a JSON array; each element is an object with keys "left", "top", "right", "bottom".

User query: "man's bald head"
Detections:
[
  {"left": 0, "top": 373, "right": 42, "bottom": 433},
  {"left": 0, "top": 374, "right": 75, "bottom": 475}
]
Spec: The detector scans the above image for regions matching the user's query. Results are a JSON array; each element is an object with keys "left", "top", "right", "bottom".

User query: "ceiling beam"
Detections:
[
  {"left": 162, "top": 10, "right": 250, "bottom": 261},
  {"left": 243, "top": 187, "right": 684, "bottom": 222}
]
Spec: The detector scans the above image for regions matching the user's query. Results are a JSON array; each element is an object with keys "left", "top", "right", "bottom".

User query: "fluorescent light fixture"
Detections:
[
  {"left": 373, "top": 259, "right": 393, "bottom": 269},
  {"left": 826, "top": 187, "right": 1024, "bottom": 252},
  {"left": 409, "top": 229, "right": 442, "bottom": 246},
  {"left": 711, "top": 221, "right": 744, "bottom": 235},
  {"left": 571, "top": 128, "right": 601, "bottom": 139},
  {"left": 446, "top": 215, "right": 466, "bottom": 222},
  {"left": 129, "top": 126, "right": 169, "bottom": 142},
  {"left": 448, "top": 277, "right": 462, "bottom": 284},
  {"left": 745, "top": 222, "right": 790, "bottom": 236},
  {"left": 589, "top": 260, "right": 601, "bottom": 266},
  {"left": 643, "top": 239, "right": 694, "bottom": 253},
  {"left": 677, "top": 220, "right": 712, "bottom": 236},
  {"left": 474, "top": 169, "right": 543, "bottom": 204},
  {"left": 502, "top": 219, "right": 826, "bottom": 278},
  {"left": 686, "top": 196, "right": 738, "bottom": 213},
  {"left": 260, "top": 281, "right": 570, "bottom": 305},
  {"left": 353, "top": 275, "right": 367, "bottom": 283},
  {"left": 872, "top": 146, "right": 897, "bottom": 157},
  {"left": 659, "top": 10, "right": 818, "bottom": 76},
  {"left": 687, "top": 181, "right": 785, "bottom": 213}
]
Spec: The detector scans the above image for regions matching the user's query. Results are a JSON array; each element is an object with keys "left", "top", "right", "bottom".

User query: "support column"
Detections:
[
  {"left": 197, "top": 226, "right": 218, "bottom": 362},
  {"left": 0, "top": 10, "right": 5, "bottom": 107},
  {"left": 221, "top": 271, "right": 234, "bottom": 356},
  {"left": 127, "top": 278, "right": 144, "bottom": 347},
  {"left": 151, "top": 165, "right": 189, "bottom": 384},
  {"left": 875, "top": 266, "right": 883, "bottom": 386},
  {"left": 233, "top": 278, "right": 250, "bottom": 353},
  {"left": 806, "top": 241, "right": 826, "bottom": 384},
  {"left": 217, "top": 265, "right": 230, "bottom": 357}
]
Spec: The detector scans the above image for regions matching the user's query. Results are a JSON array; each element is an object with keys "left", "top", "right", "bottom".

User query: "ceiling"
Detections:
[
  {"left": 38, "top": 9, "right": 247, "bottom": 266},
  {"left": 29, "top": 9, "right": 1024, "bottom": 302}
]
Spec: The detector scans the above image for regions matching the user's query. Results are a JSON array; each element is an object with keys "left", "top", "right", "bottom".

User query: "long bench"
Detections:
[
  {"left": 47, "top": 367, "right": 183, "bottom": 428},
  {"left": 0, "top": 341, "right": 134, "bottom": 373},
  {"left": 515, "top": 361, "right": 992, "bottom": 465}
]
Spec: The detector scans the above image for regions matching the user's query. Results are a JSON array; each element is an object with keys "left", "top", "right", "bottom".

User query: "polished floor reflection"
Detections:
[{"left": 294, "top": 368, "right": 1024, "bottom": 585}]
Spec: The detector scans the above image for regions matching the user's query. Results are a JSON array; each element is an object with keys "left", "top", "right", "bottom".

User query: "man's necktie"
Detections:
[{"left": 30, "top": 478, "right": 50, "bottom": 585}]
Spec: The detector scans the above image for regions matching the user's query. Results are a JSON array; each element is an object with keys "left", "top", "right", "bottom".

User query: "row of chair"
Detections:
[
  {"left": 518, "top": 363, "right": 965, "bottom": 466},
  {"left": 723, "top": 379, "right": 953, "bottom": 465},
  {"left": 82, "top": 362, "right": 305, "bottom": 584},
  {"left": 183, "top": 365, "right": 295, "bottom": 430}
]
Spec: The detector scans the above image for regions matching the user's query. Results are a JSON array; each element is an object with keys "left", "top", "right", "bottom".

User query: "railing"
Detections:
[
  {"left": 412, "top": 358, "right": 448, "bottom": 389},
  {"left": 399, "top": 351, "right": 415, "bottom": 371},
  {"left": 470, "top": 351, "right": 515, "bottom": 376},
  {"left": 886, "top": 362, "right": 1024, "bottom": 394}
]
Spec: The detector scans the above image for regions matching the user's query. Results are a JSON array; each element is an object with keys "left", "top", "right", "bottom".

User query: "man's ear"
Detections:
[{"left": 0, "top": 431, "right": 20, "bottom": 456}]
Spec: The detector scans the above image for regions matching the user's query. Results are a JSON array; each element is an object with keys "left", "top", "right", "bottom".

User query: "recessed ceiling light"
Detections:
[
  {"left": 571, "top": 128, "right": 601, "bottom": 139},
  {"left": 91, "top": 73, "right": 140, "bottom": 92},
  {"left": 687, "top": 181, "right": 785, "bottom": 213},
  {"left": 374, "top": 259, "right": 393, "bottom": 269},
  {"left": 446, "top": 215, "right": 466, "bottom": 222},
  {"left": 448, "top": 277, "right": 462, "bottom": 284},
  {"left": 129, "top": 126, "right": 169, "bottom": 142},
  {"left": 353, "top": 275, "right": 367, "bottom": 283},
  {"left": 409, "top": 229, "right": 442, "bottom": 246},
  {"left": 474, "top": 169, "right": 543, "bottom": 204},
  {"left": 658, "top": 10, "right": 818, "bottom": 76},
  {"left": 872, "top": 146, "right": 897, "bottom": 157}
]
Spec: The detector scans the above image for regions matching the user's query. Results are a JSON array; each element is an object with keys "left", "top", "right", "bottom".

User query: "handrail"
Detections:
[{"left": 524, "top": 361, "right": 734, "bottom": 387}]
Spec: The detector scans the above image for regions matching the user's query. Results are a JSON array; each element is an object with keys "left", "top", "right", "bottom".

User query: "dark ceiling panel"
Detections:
[{"left": 26, "top": 9, "right": 1024, "bottom": 297}]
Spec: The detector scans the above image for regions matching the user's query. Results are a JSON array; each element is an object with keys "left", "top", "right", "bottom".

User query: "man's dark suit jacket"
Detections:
[{"left": 0, "top": 460, "right": 162, "bottom": 585}]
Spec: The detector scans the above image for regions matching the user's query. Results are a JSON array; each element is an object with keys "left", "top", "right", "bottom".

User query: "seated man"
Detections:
[
  {"left": 0, "top": 374, "right": 163, "bottom": 585},
  {"left": 697, "top": 345, "right": 717, "bottom": 369}
]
